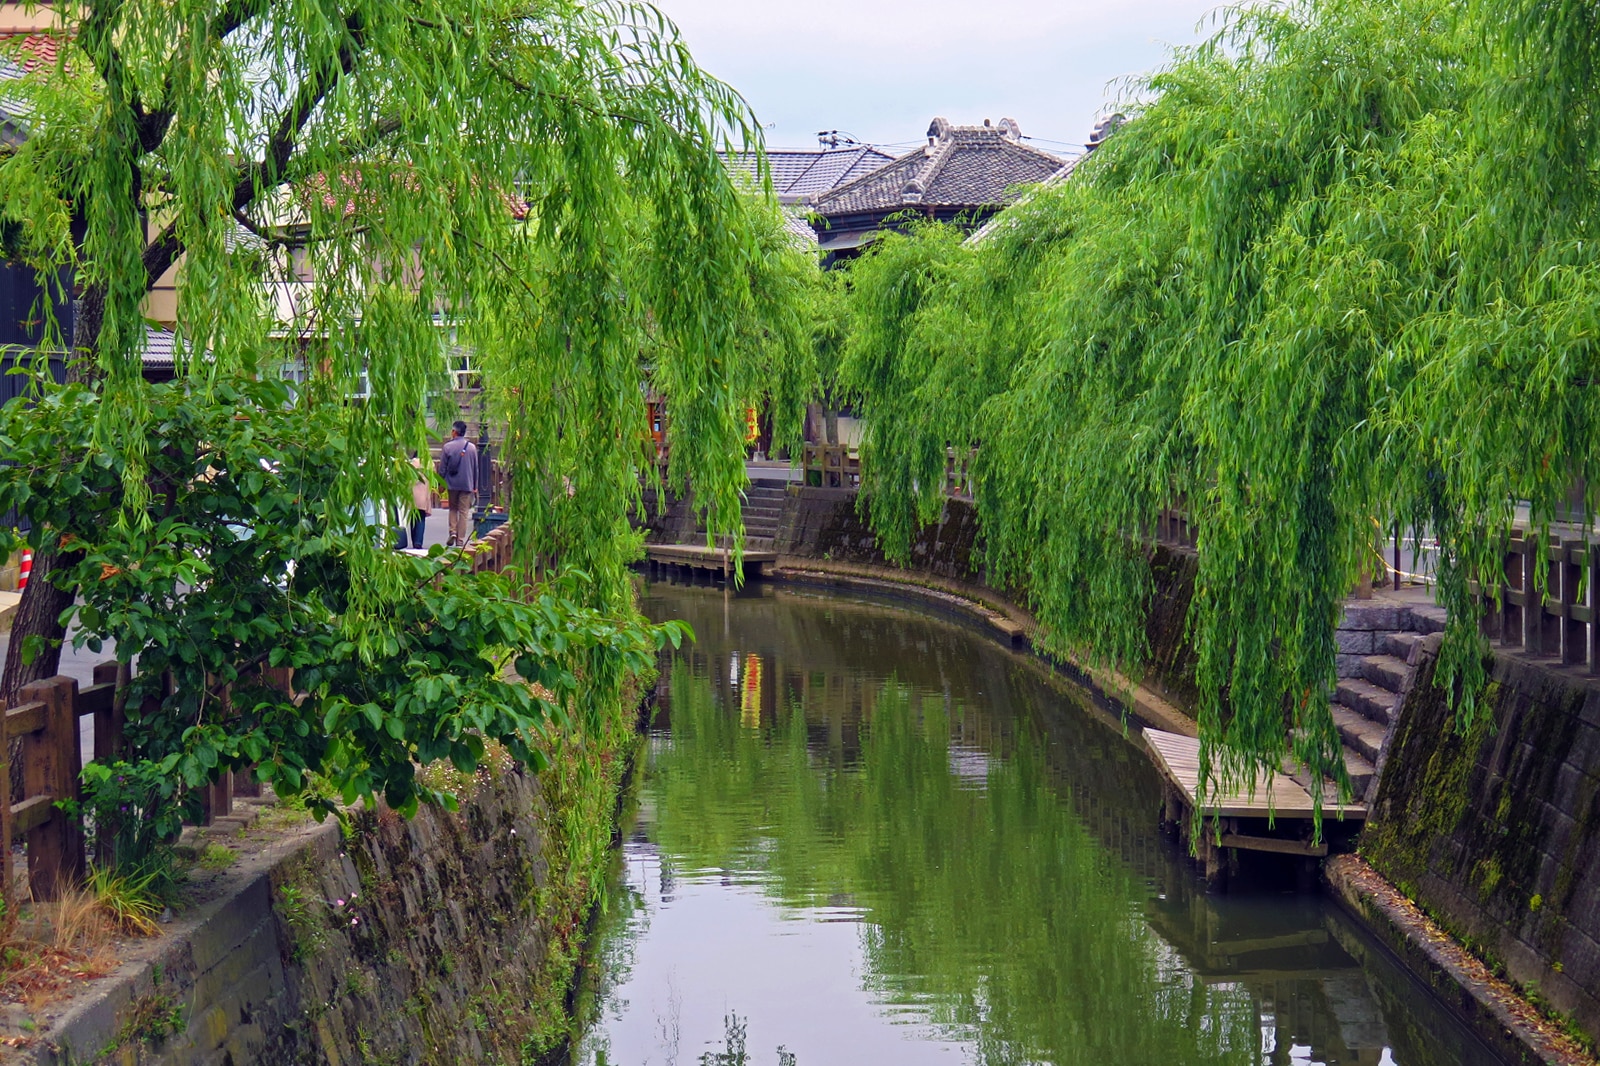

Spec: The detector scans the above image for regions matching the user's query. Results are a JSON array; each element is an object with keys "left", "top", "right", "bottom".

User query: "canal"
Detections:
[{"left": 573, "top": 580, "right": 1507, "bottom": 1066}]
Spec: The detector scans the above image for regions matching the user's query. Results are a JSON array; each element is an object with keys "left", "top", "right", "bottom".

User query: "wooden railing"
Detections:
[
  {"left": 3, "top": 664, "right": 122, "bottom": 900},
  {"left": 944, "top": 448, "right": 977, "bottom": 501},
  {"left": 469, "top": 521, "right": 514, "bottom": 574},
  {"left": 802, "top": 443, "right": 860, "bottom": 489},
  {"left": 1475, "top": 530, "right": 1600, "bottom": 671},
  {"left": 800, "top": 445, "right": 978, "bottom": 498},
  {"left": 1155, "top": 506, "right": 1197, "bottom": 549}
]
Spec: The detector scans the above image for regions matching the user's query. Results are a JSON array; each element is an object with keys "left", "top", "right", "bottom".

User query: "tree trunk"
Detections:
[
  {"left": 0, "top": 546, "right": 82, "bottom": 707},
  {"left": 824, "top": 408, "right": 839, "bottom": 447}
]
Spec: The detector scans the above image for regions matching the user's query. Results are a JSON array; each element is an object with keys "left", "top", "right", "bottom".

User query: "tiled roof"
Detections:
[
  {"left": 140, "top": 327, "right": 176, "bottom": 368},
  {"left": 809, "top": 118, "right": 1067, "bottom": 218},
  {"left": 966, "top": 154, "right": 1081, "bottom": 245},
  {"left": 780, "top": 207, "right": 818, "bottom": 247},
  {"left": 0, "top": 32, "right": 60, "bottom": 71},
  {"left": 725, "top": 145, "right": 895, "bottom": 204}
]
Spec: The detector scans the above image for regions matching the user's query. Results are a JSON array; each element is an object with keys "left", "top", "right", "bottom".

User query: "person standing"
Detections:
[
  {"left": 438, "top": 421, "right": 479, "bottom": 547},
  {"left": 398, "top": 452, "right": 433, "bottom": 550}
]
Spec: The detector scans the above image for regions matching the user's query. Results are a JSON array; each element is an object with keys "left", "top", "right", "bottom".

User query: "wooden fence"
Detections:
[
  {"left": 802, "top": 443, "right": 860, "bottom": 489},
  {"left": 800, "top": 444, "right": 978, "bottom": 499},
  {"left": 1475, "top": 530, "right": 1600, "bottom": 671},
  {"left": 4, "top": 664, "right": 118, "bottom": 901},
  {"left": 469, "top": 522, "right": 515, "bottom": 574}
]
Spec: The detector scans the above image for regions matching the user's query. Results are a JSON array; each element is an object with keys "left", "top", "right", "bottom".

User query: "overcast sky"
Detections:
[{"left": 655, "top": 0, "right": 1223, "bottom": 156}]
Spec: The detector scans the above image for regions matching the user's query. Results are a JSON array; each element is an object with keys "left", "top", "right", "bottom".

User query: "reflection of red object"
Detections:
[
  {"left": 17, "top": 550, "right": 30, "bottom": 591},
  {"left": 741, "top": 653, "right": 763, "bottom": 727},
  {"left": 745, "top": 407, "right": 759, "bottom": 443}
]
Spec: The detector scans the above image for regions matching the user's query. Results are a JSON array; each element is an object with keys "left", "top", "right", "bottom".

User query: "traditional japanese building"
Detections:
[{"left": 807, "top": 117, "right": 1068, "bottom": 263}]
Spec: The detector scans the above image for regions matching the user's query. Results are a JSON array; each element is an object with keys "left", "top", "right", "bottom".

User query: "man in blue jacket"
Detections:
[{"left": 438, "top": 421, "right": 479, "bottom": 547}]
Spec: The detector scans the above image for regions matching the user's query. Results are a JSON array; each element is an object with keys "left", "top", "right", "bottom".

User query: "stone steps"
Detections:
[
  {"left": 1357, "top": 653, "right": 1409, "bottom": 693},
  {"left": 1331, "top": 704, "right": 1389, "bottom": 765},
  {"left": 1302, "top": 598, "right": 1443, "bottom": 803},
  {"left": 1335, "top": 676, "right": 1402, "bottom": 726},
  {"left": 1383, "top": 631, "right": 1424, "bottom": 661}
]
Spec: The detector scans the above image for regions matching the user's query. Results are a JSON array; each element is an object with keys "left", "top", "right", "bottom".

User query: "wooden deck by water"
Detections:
[
  {"left": 1144, "top": 728, "right": 1368, "bottom": 822},
  {"left": 643, "top": 544, "right": 777, "bottom": 580},
  {"left": 1145, "top": 727, "right": 1366, "bottom": 872}
]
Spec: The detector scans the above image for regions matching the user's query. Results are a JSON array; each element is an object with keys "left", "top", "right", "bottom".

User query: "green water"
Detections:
[{"left": 574, "top": 581, "right": 1507, "bottom": 1066}]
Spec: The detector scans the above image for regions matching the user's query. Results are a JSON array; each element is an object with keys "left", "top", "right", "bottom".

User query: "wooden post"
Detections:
[
  {"left": 90, "top": 661, "right": 124, "bottom": 764},
  {"left": 1562, "top": 540, "right": 1586, "bottom": 666},
  {"left": 19, "top": 677, "right": 84, "bottom": 900},
  {"left": 198, "top": 771, "right": 233, "bottom": 825},
  {"left": 0, "top": 682, "right": 10, "bottom": 916}
]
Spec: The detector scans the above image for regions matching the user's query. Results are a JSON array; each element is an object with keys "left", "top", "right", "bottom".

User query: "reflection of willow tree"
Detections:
[{"left": 648, "top": 661, "right": 1258, "bottom": 1066}]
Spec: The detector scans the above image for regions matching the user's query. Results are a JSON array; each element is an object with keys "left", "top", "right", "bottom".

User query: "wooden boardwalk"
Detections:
[
  {"left": 1144, "top": 728, "right": 1367, "bottom": 821},
  {"left": 1144, "top": 728, "right": 1365, "bottom": 875},
  {"left": 643, "top": 544, "right": 777, "bottom": 581}
]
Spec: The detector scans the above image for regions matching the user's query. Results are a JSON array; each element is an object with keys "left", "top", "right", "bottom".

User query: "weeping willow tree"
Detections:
[
  {"left": 838, "top": 0, "right": 1600, "bottom": 814},
  {"left": 0, "top": 0, "right": 815, "bottom": 824}
]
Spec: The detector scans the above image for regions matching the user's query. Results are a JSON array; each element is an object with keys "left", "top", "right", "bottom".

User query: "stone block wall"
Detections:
[
  {"left": 40, "top": 752, "right": 619, "bottom": 1066},
  {"left": 773, "top": 486, "right": 982, "bottom": 582},
  {"left": 1363, "top": 651, "right": 1600, "bottom": 1043}
]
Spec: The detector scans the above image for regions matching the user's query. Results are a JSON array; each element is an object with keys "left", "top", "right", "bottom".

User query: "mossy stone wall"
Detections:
[
  {"left": 43, "top": 711, "right": 639, "bottom": 1065},
  {"left": 1364, "top": 652, "right": 1600, "bottom": 1043},
  {"left": 773, "top": 487, "right": 982, "bottom": 580}
]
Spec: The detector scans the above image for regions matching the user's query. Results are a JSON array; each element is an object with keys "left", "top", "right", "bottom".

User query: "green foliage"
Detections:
[
  {"left": 0, "top": 374, "right": 687, "bottom": 818},
  {"left": 0, "top": 0, "right": 809, "bottom": 818},
  {"left": 111, "top": 990, "right": 186, "bottom": 1050},
  {"left": 70, "top": 760, "right": 188, "bottom": 902},
  {"left": 87, "top": 864, "right": 166, "bottom": 936},
  {"left": 835, "top": 0, "right": 1600, "bottom": 813},
  {"left": 199, "top": 843, "right": 238, "bottom": 870}
]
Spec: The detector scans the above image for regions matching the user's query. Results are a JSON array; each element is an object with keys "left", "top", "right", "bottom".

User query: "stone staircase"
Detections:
[
  {"left": 741, "top": 479, "right": 788, "bottom": 552},
  {"left": 1298, "top": 597, "right": 1446, "bottom": 802},
  {"left": 690, "top": 478, "right": 790, "bottom": 552}
]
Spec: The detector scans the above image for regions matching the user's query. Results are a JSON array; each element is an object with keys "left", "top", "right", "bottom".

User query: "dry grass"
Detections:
[{"left": 0, "top": 882, "right": 122, "bottom": 1010}]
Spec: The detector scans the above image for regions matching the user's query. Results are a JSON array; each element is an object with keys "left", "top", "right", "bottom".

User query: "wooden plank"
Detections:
[
  {"left": 90, "top": 662, "right": 126, "bottom": 764},
  {"left": 75, "top": 682, "right": 114, "bottom": 719},
  {"left": 5, "top": 701, "right": 46, "bottom": 737},
  {"left": 1143, "top": 728, "right": 1366, "bottom": 821},
  {"left": 1220, "top": 832, "right": 1329, "bottom": 857},
  {"left": 9, "top": 794, "right": 54, "bottom": 838}
]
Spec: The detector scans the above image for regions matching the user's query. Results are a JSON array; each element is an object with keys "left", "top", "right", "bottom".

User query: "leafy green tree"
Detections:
[
  {"left": 0, "top": 374, "right": 686, "bottom": 819},
  {"left": 837, "top": 0, "right": 1600, "bottom": 813},
  {"left": 0, "top": 0, "right": 821, "bottom": 902},
  {"left": 0, "top": 0, "right": 793, "bottom": 702}
]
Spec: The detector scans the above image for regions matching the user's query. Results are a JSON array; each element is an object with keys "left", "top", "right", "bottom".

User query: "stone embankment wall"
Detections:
[
  {"left": 40, "top": 728, "right": 637, "bottom": 1065},
  {"left": 771, "top": 486, "right": 982, "bottom": 581},
  {"left": 639, "top": 484, "right": 1199, "bottom": 713},
  {"left": 1362, "top": 650, "right": 1600, "bottom": 1043},
  {"left": 639, "top": 484, "right": 985, "bottom": 581}
]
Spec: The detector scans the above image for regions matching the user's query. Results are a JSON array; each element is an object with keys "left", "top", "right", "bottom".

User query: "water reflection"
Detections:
[{"left": 575, "top": 582, "right": 1504, "bottom": 1066}]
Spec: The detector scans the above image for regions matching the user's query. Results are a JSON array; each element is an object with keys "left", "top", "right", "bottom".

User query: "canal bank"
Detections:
[
  {"left": 10, "top": 678, "right": 649, "bottom": 1066},
  {"left": 637, "top": 482, "right": 1600, "bottom": 1064}
]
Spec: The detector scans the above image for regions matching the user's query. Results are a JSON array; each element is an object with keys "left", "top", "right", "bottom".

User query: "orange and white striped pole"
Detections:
[{"left": 17, "top": 549, "right": 31, "bottom": 591}]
